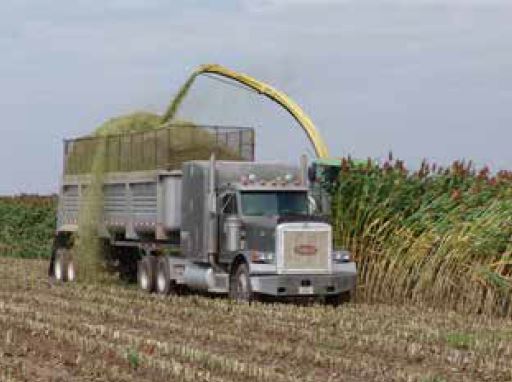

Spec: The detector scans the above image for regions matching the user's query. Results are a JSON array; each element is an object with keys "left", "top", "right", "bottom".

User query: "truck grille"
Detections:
[{"left": 279, "top": 225, "right": 330, "bottom": 272}]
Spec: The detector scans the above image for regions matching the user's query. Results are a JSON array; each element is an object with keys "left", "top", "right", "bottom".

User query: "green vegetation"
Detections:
[
  {"left": 443, "top": 332, "right": 475, "bottom": 350},
  {"left": 421, "top": 377, "right": 448, "bottom": 382},
  {"left": 127, "top": 348, "right": 140, "bottom": 370},
  {"left": 0, "top": 195, "right": 56, "bottom": 258},
  {"left": 95, "top": 111, "right": 163, "bottom": 136},
  {"left": 330, "top": 155, "right": 512, "bottom": 316}
]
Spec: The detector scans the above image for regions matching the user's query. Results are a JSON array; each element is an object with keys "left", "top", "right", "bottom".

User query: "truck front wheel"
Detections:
[{"left": 229, "top": 263, "right": 254, "bottom": 303}]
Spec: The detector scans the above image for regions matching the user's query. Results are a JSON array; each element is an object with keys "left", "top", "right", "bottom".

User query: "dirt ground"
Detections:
[{"left": 0, "top": 257, "right": 511, "bottom": 382}]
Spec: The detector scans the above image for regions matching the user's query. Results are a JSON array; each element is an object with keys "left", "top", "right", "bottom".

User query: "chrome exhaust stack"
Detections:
[{"left": 207, "top": 153, "right": 218, "bottom": 266}]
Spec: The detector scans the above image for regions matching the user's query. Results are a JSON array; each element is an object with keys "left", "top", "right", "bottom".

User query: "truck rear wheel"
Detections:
[
  {"left": 137, "top": 256, "right": 157, "bottom": 293},
  {"left": 54, "top": 248, "right": 76, "bottom": 282},
  {"left": 229, "top": 263, "right": 254, "bottom": 303},
  {"left": 155, "top": 256, "right": 174, "bottom": 295}
]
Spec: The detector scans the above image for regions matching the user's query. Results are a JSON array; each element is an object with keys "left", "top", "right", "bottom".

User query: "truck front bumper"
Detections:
[{"left": 250, "top": 263, "right": 357, "bottom": 297}]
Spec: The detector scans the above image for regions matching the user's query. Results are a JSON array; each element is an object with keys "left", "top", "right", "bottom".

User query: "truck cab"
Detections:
[
  {"left": 224, "top": 185, "right": 355, "bottom": 303},
  {"left": 176, "top": 158, "right": 357, "bottom": 304}
]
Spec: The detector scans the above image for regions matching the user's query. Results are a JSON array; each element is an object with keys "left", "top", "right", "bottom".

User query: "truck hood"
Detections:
[{"left": 240, "top": 215, "right": 330, "bottom": 253}]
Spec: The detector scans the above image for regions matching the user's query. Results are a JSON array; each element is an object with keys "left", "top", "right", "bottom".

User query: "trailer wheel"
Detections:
[
  {"left": 156, "top": 256, "right": 173, "bottom": 295},
  {"left": 229, "top": 262, "right": 254, "bottom": 302},
  {"left": 54, "top": 248, "right": 76, "bottom": 282},
  {"left": 53, "top": 249, "right": 65, "bottom": 281},
  {"left": 65, "top": 252, "right": 76, "bottom": 282},
  {"left": 137, "top": 256, "right": 156, "bottom": 293}
]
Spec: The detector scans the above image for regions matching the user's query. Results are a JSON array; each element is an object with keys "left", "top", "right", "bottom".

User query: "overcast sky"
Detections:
[{"left": 1, "top": 0, "right": 511, "bottom": 195}]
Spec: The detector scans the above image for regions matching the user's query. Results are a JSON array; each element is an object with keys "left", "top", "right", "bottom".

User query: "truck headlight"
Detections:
[
  {"left": 332, "top": 250, "right": 352, "bottom": 263},
  {"left": 250, "top": 251, "right": 274, "bottom": 263}
]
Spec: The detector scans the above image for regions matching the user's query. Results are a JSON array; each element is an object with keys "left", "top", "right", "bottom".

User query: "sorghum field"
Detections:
[
  {"left": 331, "top": 157, "right": 512, "bottom": 317},
  {"left": 1, "top": 158, "right": 512, "bottom": 381}
]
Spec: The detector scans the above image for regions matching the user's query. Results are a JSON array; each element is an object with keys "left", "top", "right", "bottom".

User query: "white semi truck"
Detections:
[{"left": 49, "top": 125, "right": 356, "bottom": 304}]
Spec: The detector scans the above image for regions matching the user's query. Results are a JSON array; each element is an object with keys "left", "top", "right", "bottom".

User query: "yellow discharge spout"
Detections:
[{"left": 162, "top": 64, "right": 330, "bottom": 159}]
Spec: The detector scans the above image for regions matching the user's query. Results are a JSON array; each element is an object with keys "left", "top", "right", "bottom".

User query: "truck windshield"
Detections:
[{"left": 241, "top": 191, "right": 308, "bottom": 216}]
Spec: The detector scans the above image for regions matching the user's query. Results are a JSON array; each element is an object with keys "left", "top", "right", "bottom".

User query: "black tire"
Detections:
[
  {"left": 155, "top": 256, "right": 174, "bottom": 295},
  {"left": 325, "top": 290, "right": 352, "bottom": 307},
  {"left": 53, "top": 248, "right": 66, "bottom": 282},
  {"left": 64, "top": 251, "right": 76, "bottom": 282},
  {"left": 137, "top": 256, "right": 157, "bottom": 293},
  {"left": 229, "top": 262, "right": 254, "bottom": 302},
  {"left": 53, "top": 248, "right": 76, "bottom": 282}
]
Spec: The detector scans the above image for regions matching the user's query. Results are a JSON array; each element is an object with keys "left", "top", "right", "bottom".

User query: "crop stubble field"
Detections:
[{"left": 1, "top": 258, "right": 512, "bottom": 382}]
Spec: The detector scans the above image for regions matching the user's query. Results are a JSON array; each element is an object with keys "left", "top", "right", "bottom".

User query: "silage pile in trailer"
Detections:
[
  {"left": 330, "top": 156, "right": 512, "bottom": 316},
  {"left": 71, "top": 112, "right": 244, "bottom": 282},
  {"left": 66, "top": 114, "right": 243, "bottom": 175}
]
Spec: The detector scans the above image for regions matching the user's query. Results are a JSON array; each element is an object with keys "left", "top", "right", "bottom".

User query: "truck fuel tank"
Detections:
[
  {"left": 182, "top": 262, "right": 229, "bottom": 293},
  {"left": 224, "top": 215, "right": 242, "bottom": 252},
  {"left": 183, "top": 263, "right": 215, "bottom": 290}
]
